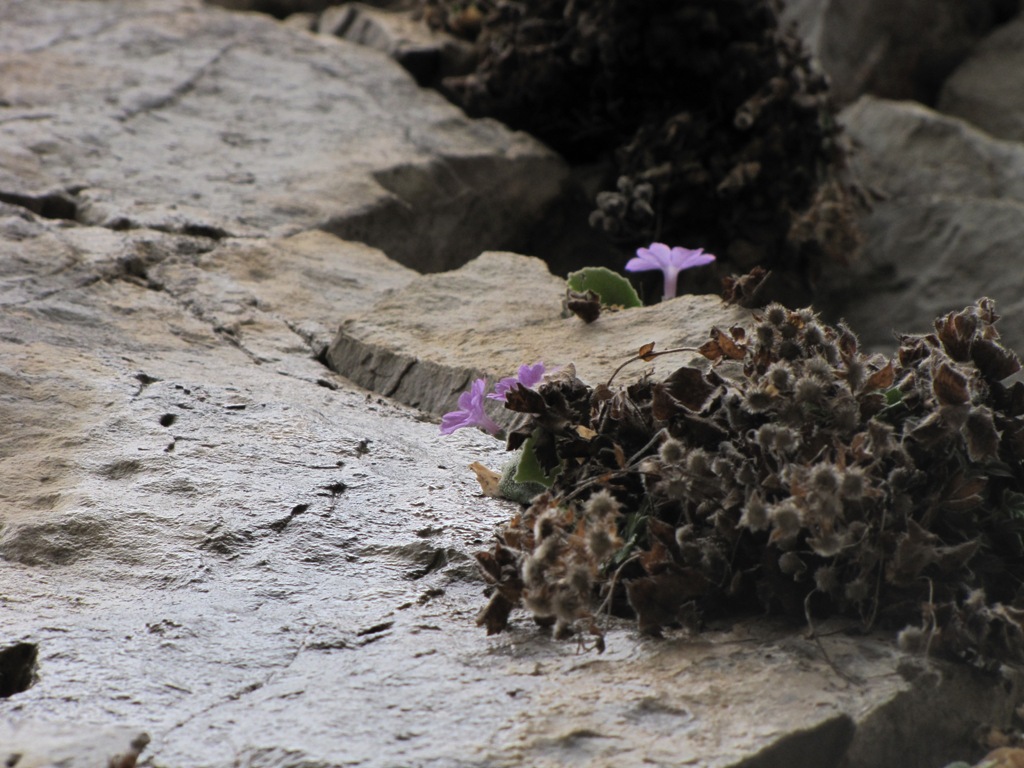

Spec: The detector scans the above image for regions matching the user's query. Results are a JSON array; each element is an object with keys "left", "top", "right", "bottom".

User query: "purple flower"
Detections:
[
  {"left": 440, "top": 378, "right": 501, "bottom": 436},
  {"left": 625, "top": 243, "right": 716, "bottom": 301},
  {"left": 488, "top": 361, "right": 546, "bottom": 402}
]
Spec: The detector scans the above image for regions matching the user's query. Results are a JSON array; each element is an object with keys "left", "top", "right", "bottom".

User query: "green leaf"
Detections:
[
  {"left": 883, "top": 387, "right": 903, "bottom": 407},
  {"left": 514, "top": 435, "right": 561, "bottom": 488},
  {"left": 567, "top": 267, "right": 642, "bottom": 309}
]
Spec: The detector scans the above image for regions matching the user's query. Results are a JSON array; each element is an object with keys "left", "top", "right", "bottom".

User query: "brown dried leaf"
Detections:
[
  {"left": 862, "top": 361, "right": 895, "bottom": 393},
  {"left": 699, "top": 338, "right": 724, "bottom": 362},
  {"left": 638, "top": 342, "right": 657, "bottom": 361},
  {"left": 721, "top": 267, "right": 770, "bottom": 307},
  {"left": 476, "top": 592, "right": 515, "bottom": 635},
  {"left": 971, "top": 338, "right": 1021, "bottom": 382},
  {"left": 963, "top": 406, "right": 1001, "bottom": 463},
  {"left": 504, "top": 384, "right": 547, "bottom": 414},
  {"left": 663, "top": 366, "right": 716, "bottom": 411},
  {"left": 711, "top": 327, "right": 746, "bottom": 360},
  {"left": 651, "top": 383, "right": 681, "bottom": 421},
  {"left": 932, "top": 361, "right": 970, "bottom": 406}
]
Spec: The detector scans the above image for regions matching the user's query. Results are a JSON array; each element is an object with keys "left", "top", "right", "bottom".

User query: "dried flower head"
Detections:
[
  {"left": 809, "top": 463, "right": 841, "bottom": 496},
  {"left": 584, "top": 489, "right": 621, "bottom": 519},
  {"left": 765, "top": 303, "right": 788, "bottom": 327},
  {"left": 794, "top": 376, "right": 824, "bottom": 405},
  {"left": 740, "top": 493, "right": 769, "bottom": 531},
  {"left": 659, "top": 437, "right": 686, "bottom": 466},
  {"left": 767, "top": 362, "right": 792, "bottom": 391}
]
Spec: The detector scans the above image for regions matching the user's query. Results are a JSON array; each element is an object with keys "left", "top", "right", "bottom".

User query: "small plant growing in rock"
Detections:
[{"left": 470, "top": 298, "right": 1024, "bottom": 666}]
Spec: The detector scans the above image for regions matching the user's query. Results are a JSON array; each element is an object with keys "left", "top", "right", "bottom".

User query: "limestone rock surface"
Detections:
[
  {"left": 939, "top": 15, "right": 1024, "bottom": 142},
  {"left": 828, "top": 96, "right": 1024, "bottom": 352},
  {"left": 3, "top": 2, "right": 1024, "bottom": 767},
  {"left": 0, "top": 0, "right": 566, "bottom": 273},
  {"left": 6, "top": 208, "right": 1011, "bottom": 768}
]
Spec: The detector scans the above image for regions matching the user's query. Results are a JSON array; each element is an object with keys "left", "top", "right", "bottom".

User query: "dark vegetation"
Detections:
[
  {"left": 476, "top": 300, "right": 1024, "bottom": 665},
  {"left": 420, "top": 0, "right": 860, "bottom": 301}
]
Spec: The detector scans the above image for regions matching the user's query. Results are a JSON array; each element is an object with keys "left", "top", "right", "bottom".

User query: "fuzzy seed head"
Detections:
[
  {"left": 587, "top": 525, "right": 620, "bottom": 562},
  {"left": 841, "top": 468, "right": 867, "bottom": 500},
  {"left": 794, "top": 376, "right": 824, "bottom": 404},
  {"left": 765, "top": 303, "right": 788, "bottom": 327},
  {"left": 769, "top": 501, "right": 801, "bottom": 535},
  {"left": 779, "top": 322, "right": 799, "bottom": 340},
  {"left": 744, "top": 387, "right": 774, "bottom": 414},
  {"left": 756, "top": 323, "right": 775, "bottom": 347},
  {"left": 778, "top": 551, "right": 806, "bottom": 577},
  {"left": 803, "top": 324, "right": 825, "bottom": 348},
  {"left": 809, "top": 463, "right": 841, "bottom": 496},
  {"left": 740, "top": 493, "right": 769, "bottom": 531},
  {"left": 584, "top": 489, "right": 621, "bottom": 520},
  {"left": 814, "top": 565, "right": 838, "bottom": 594},
  {"left": 779, "top": 339, "right": 803, "bottom": 360},
  {"left": 658, "top": 437, "right": 686, "bottom": 466},
  {"left": 804, "top": 355, "right": 833, "bottom": 380},
  {"left": 774, "top": 427, "right": 801, "bottom": 455},
  {"left": 844, "top": 359, "right": 866, "bottom": 392},
  {"left": 767, "top": 363, "right": 791, "bottom": 391},
  {"left": 687, "top": 448, "right": 711, "bottom": 476}
]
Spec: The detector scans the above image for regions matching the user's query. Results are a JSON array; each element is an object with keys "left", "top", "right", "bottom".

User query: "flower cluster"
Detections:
[{"left": 440, "top": 362, "right": 546, "bottom": 436}]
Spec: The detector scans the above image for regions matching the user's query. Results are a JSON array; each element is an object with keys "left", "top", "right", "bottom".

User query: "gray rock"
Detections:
[
  {"left": 782, "top": 0, "right": 1013, "bottom": 105},
  {"left": 319, "top": 3, "right": 477, "bottom": 87},
  {"left": 4, "top": 208, "right": 1015, "bottom": 768},
  {"left": 325, "top": 250, "right": 755, "bottom": 418},
  {"left": 0, "top": 724, "right": 149, "bottom": 768},
  {"left": 939, "top": 16, "right": 1024, "bottom": 142},
  {"left": 0, "top": 0, "right": 567, "bottom": 273},
  {"left": 828, "top": 96, "right": 1024, "bottom": 353},
  {"left": 3, "top": 2, "right": 1024, "bottom": 766}
]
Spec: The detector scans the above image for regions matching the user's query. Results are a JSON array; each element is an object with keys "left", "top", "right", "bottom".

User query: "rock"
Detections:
[
  {"left": 0, "top": 724, "right": 149, "bottom": 768},
  {"left": 825, "top": 96, "right": 1024, "bottom": 353},
  {"left": 0, "top": 0, "right": 567, "bottom": 273},
  {"left": 781, "top": 0, "right": 1016, "bottom": 105},
  {"left": 319, "top": 3, "right": 477, "bottom": 87},
  {"left": 939, "top": 16, "right": 1024, "bottom": 142},
  {"left": 0, "top": 209, "right": 947, "bottom": 768},
  {"left": 204, "top": 0, "right": 405, "bottom": 17},
  {"left": 325, "top": 251, "right": 754, "bottom": 418},
  {"left": 4, "top": 2, "right": 1024, "bottom": 766}
]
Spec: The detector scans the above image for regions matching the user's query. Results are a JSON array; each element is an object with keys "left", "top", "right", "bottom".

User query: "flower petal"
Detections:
[{"left": 669, "top": 247, "right": 716, "bottom": 271}]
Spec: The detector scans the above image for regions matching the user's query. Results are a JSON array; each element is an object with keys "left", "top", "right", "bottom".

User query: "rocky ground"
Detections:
[{"left": 3, "top": 1, "right": 1024, "bottom": 766}]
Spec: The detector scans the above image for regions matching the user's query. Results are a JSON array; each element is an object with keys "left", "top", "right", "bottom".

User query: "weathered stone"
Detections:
[
  {"left": 825, "top": 96, "right": 1024, "bottom": 352},
  {"left": 4, "top": 2, "right": 1024, "bottom": 765},
  {"left": 939, "top": 16, "right": 1024, "bottom": 142},
  {"left": 781, "top": 0, "right": 1015, "bottom": 105},
  {"left": 319, "top": 3, "right": 477, "bottom": 87},
  {"left": 0, "top": 0, "right": 567, "bottom": 273},
  {"left": 0, "top": 724, "right": 149, "bottom": 768},
  {"left": 325, "top": 251, "right": 754, "bottom": 418}
]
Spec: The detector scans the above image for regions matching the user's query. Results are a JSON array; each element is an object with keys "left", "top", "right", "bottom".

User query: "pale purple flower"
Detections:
[
  {"left": 440, "top": 378, "right": 501, "bottom": 436},
  {"left": 625, "top": 243, "right": 716, "bottom": 301},
  {"left": 488, "top": 361, "right": 546, "bottom": 402}
]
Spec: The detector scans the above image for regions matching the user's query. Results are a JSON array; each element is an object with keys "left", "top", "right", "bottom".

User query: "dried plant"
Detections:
[{"left": 475, "top": 299, "right": 1024, "bottom": 666}]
